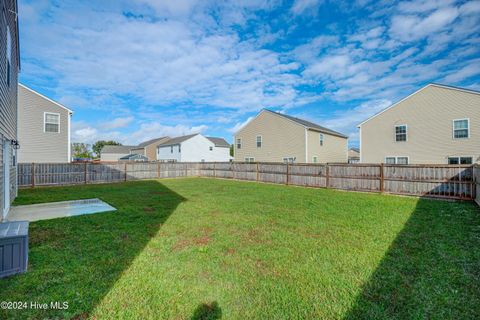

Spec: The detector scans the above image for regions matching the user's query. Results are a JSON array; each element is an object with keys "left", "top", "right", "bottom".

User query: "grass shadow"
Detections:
[
  {"left": 344, "top": 198, "right": 480, "bottom": 319},
  {"left": 0, "top": 180, "right": 185, "bottom": 319},
  {"left": 191, "top": 301, "right": 222, "bottom": 320}
]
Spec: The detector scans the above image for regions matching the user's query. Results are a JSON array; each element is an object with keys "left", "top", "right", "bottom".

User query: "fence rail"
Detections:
[{"left": 18, "top": 162, "right": 477, "bottom": 201}]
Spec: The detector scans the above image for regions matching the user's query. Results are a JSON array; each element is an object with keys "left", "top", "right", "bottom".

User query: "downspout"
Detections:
[
  {"left": 305, "top": 128, "right": 308, "bottom": 163},
  {"left": 358, "top": 126, "right": 362, "bottom": 163},
  {"left": 67, "top": 112, "right": 71, "bottom": 162}
]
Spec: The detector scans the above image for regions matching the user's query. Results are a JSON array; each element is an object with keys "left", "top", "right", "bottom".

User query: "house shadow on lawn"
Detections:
[
  {"left": 0, "top": 180, "right": 185, "bottom": 320},
  {"left": 191, "top": 301, "right": 222, "bottom": 320},
  {"left": 344, "top": 197, "right": 480, "bottom": 320}
]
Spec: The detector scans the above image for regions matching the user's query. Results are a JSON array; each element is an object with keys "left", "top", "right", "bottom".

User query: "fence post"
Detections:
[
  {"left": 232, "top": 163, "right": 236, "bottom": 180},
  {"left": 31, "top": 162, "right": 35, "bottom": 188},
  {"left": 213, "top": 162, "right": 216, "bottom": 178},
  {"left": 124, "top": 162, "right": 128, "bottom": 182},
  {"left": 326, "top": 164, "right": 330, "bottom": 188},
  {"left": 380, "top": 163, "right": 384, "bottom": 193},
  {"left": 157, "top": 162, "right": 161, "bottom": 179},
  {"left": 84, "top": 162, "right": 87, "bottom": 184},
  {"left": 286, "top": 162, "right": 289, "bottom": 185},
  {"left": 256, "top": 162, "right": 259, "bottom": 181}
]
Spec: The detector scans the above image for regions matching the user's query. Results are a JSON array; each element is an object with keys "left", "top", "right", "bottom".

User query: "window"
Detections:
[
  {"left": 283, "top": 157, "right": 295, "bottom": 163},
  {"left": 256, "top": 135, "right": 262, "bottom": 148},
  {"left": 319, "top": 134, "right": 324, "bottom": 146},
  {"left": 244, "top": 157, "right": 254, "bottom": 162},
  {"left": 170, "top": 146, "right": 173, "bottom": 153},
  {"left": 44, "top": 113, "right": 60, "bottom": 133},
  {"left": 385, "top": 157, "right": 396, "bottom": 164},
  {"left": 448, "top": 157, "right": 473, "bottom": 165},
  {"left": 209, "top": 146, "right": 213, "bottom": 151},
  {"left": 453, "top": 119, "right": 469, "bottom": 139},
  {"left": 178, "top": 145, "right": 181, "bottom": 153},
  {"left": 236, "top": 138, "right": 242, "bottom": 149},
  {"left": 397, "top": 157, "right": 409, "bottom": 165},
  {"left": 385, "top": 156, "right": 409, "bottom": 164},
  {"left": 313, "top": 156, "right": 318, "bottom": 163},
  {"left": 6, "top": 24, "right": 11, "bottom": 87},
  {"left": 395, "top": 125, "right": 407, "bottom": 142}
]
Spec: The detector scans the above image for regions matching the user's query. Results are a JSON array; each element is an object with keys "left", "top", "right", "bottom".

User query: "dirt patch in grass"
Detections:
[
  {"left": 224, "top": 248, "right": 236, "bottom": 255},
  {"left": 172, "top": 232, "right": 211, "bottom": 252},
  {"left": 30, "top": 228, "right": 66, "bottom": 247},
  {"left": 143, "top": 207, "right": 155, "bottom": 212}
]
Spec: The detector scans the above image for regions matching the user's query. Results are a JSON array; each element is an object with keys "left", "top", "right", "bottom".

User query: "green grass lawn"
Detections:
[{"left": 1, "top": 178, "right": 479, "bottom": 319}]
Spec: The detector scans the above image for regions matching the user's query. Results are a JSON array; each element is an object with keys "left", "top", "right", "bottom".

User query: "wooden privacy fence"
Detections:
[
  {"left": 18, "top": 162, "right": 477, "bottom": 201},
  {"left": 475, "top": 165, "right": 480, "bottom": 206}
]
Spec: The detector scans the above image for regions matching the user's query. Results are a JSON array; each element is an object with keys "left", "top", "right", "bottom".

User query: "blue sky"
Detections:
[{"left": 18, "top": 0, "right": 480, "bottom": 146}]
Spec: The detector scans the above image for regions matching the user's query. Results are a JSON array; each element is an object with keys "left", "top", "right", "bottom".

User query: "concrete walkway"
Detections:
[{"left": 7, "top": 198, "right": 116, "bottom": 222}]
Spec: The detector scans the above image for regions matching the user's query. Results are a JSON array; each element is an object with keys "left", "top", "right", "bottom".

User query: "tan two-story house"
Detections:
[
  {"left": 234, "top": 109, "right": 348, "bottom": 163},
  {"left": 358, "top": 84, "right": 480, "bottom": 164}
]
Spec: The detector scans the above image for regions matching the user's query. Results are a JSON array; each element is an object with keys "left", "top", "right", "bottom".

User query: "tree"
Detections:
[
  {"left": 230, "top": 144, "right": 234, "bottom": 157},
  {"left": 92, "top": 140, "right": 122, "bottom": 157},
  {"left": 72, "top": 143, "right": 92, "bottom": 159}
]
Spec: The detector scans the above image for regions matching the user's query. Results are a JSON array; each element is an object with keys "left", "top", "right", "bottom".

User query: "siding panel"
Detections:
[{"left": 360, "top": 85, "right": 480, "bottom": 164}]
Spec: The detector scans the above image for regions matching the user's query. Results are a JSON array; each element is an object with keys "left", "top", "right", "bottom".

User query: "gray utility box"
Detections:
[{"left": 0, "top": 221, "right": 29, "bottom": 278}]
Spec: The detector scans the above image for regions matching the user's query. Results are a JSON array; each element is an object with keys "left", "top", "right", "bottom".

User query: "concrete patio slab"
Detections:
[{"left": 7, "top": 198, "right": 116, "bottom": 222}]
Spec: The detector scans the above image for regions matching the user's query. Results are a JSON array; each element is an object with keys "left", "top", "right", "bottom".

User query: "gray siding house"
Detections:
[
  {"left": 18, "top": 84, "right": 73, "bottom": 163},
  {"left": 1, "top": 0, "right": 20, "bottom": 219},
  {"left": 359, "top": 84, "right": 480, "bottom": 164}
]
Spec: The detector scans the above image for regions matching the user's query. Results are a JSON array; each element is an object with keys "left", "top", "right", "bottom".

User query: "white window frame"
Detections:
[
  {"left": 282, "top": 157, "right": 295, "bottom": 164},
  {"left": 312, "top": 156, "right": 318, "bottom": 163},
  {"left": 394, "top": 124, "right": 407, "bottom": 142},
  {"left": 236, "top": 138, "right": 242, "bottom": 150},
  {"left": 448, "top": 156, "right": 473, "bottom": 165},
  {"left": 319, "top": 134, "right": 324, "bottom": 146},
  {"left": 44, "top": 112, "right": 60, "bottom": 133},
  {"left": 178, "top": 144, "right": 181, "bottom": 153},
  {"left": 385, "top": 156, "right": 409, "bottom": 165},
  {"left": 256, "top": 135, "right": 262, "bottom": 148},
  {"left": 452, "top": 118, "right": 469, "bottom": 139},
  {"left": 170, "top": 146, "right": 173, "bottom": 153},
  {"left": 244, "top": 157, "right": 254, "bottom": 163},
  {"left": 209, "top": 146, "right": 213, "bottom": 151}
]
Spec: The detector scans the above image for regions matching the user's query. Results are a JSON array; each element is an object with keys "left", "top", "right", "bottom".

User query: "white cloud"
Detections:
[
  {"left": 291, "top": 0, "right": 323, "bottom": 15},
  {"left": 390, "top": 7, "right": 459, "bottom": 41},
  {"left": 228, "top": 116, "right": 254, "bottom": 134},
  {"left": 320, "top": 99, "right": 392, "bottom": 143},
  {"left": 102, "top": 116, "right": 134, "bottom": 130}
]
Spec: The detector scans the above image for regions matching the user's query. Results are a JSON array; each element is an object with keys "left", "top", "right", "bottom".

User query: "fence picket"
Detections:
[{"left": 17, "top": 162, "right": 477, "bottom": 201}]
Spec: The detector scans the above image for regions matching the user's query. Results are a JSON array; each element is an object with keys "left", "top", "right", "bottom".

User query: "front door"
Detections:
[{"left": 3, "top": 140, "right": 10, "bottom": 219}]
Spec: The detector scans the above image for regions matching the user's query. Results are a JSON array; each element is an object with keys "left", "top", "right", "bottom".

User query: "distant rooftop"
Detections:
[
  {"left": 101, "top": 145, "right": 135, "bottom": 154},
  {"left": 136, "top": 136, "right": 169, "bottom": 148},
  {"left": 264, "top": 109, "right": 348, "bottom": 139},
  {"left": 158, "top": 134, "right": 230, "bottom": 148}
]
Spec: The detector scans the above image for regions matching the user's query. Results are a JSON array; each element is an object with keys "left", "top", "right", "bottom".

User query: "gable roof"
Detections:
[
  {"left": 19, "top": 83, "right": 74, "bottom": 114},
  {"left": 119, "top": 153, "right": 148, "bottom": 160},
  {"left": 261, "top": 109, "right": 348, "bottom": 138},
  {"left": 357, "top": 83, "right": 480, "bottom": 127},
  {"left": 158, "top": 134, "right": 199, "bottom": 147},
  {"left": 207, "top": 137, "right": 230, "bottom": 147},
  {"left": 101, "top": 145, "right": 135, "bottom": 154},
  {"left": 136, "top": 136, "right": 169, "bottom": 148}
]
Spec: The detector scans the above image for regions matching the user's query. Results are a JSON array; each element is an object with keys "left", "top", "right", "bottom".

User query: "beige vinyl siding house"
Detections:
[
  {"left": 1, "top": 0, "right": 20, "bottom": 219},
  {"left": 100, "top": 145, "right": 135, "bottom": 162},
  {"left": 358, "top": 84, "right": 480, "bottom": 164},
  {"left": 234, "top": 109, "right": 348, "bottom": 163},
  {"left": 17, "top": 84, "right": 73, "bottom": 163}
]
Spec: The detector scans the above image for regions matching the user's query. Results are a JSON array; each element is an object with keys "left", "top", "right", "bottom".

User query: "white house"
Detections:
[{"left": 157, "top": 134, "right": 231, "bottom": 162}]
